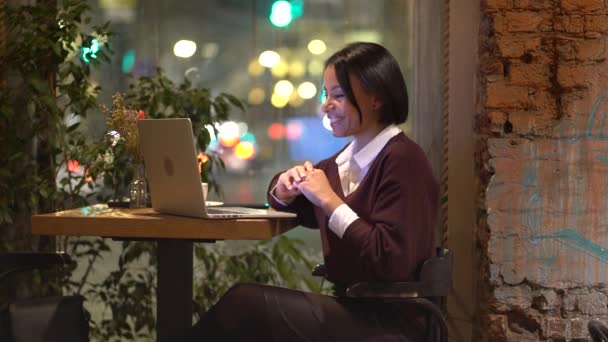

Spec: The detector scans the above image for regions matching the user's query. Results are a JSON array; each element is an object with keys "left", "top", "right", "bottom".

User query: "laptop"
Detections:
[{"left": 137, "top": 118, "right": 297, "bottom": 219}]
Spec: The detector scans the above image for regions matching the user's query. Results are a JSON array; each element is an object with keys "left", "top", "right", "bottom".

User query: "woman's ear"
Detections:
[{"left": 372, "top": 97, "right": 383, "bottom": 112}]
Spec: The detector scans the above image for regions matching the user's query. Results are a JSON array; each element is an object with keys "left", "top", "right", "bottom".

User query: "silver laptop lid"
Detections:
[
  {"left": 138, "top": 118, "right": 207, "bottom": 218},
  {"left": 138, "top": 118, "right": 297, "bottom": 220}
]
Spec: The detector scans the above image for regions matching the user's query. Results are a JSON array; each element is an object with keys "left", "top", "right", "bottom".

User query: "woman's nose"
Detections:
[{"left": 321, "top": 99, "right": 331, "bottom": 113}]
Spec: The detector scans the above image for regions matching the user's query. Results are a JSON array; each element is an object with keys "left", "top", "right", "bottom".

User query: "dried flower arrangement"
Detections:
[{"left": 102, "top": 93, "right": 146, "bottom": 162}]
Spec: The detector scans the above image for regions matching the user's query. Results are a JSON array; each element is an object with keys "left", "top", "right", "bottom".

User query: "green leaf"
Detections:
[{"left": 221, "top": 93, "right": 245, "bottom": 112}]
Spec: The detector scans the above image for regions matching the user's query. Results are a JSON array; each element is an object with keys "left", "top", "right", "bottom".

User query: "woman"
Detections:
[{"left": 189, "top": 42, "right": 439, "bottom": 341}]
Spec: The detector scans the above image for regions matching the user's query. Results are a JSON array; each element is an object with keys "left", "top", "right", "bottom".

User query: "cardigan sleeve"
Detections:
[{"left": 340, "top": 149, "right": 439, "bottom": 281}]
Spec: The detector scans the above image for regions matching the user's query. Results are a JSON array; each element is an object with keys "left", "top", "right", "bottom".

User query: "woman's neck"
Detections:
[{"left": 352, "top": 123, "right": 388, "bottom": 154}]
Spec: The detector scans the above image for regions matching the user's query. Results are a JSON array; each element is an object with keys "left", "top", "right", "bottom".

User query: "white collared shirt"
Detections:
[{"left": 328, "top": 124, "right": 402, "bottom": 238}]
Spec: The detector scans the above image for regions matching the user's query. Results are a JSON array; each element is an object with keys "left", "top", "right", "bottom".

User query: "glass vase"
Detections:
[{"left": 130, "top": 162, "right": 148, "bottom": 208}]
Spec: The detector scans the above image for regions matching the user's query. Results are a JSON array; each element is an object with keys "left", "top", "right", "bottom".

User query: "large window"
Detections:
[{"left": 89, "top": 0, "right": 415, "bottom": 205}]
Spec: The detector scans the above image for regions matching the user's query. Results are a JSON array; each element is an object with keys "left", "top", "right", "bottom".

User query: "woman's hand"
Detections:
[
  {"left": 274, "top": 161, "right": 314, "bottom": 204},
  {"left": 296, "top": 169, "right": 343, "bottom": 215}
]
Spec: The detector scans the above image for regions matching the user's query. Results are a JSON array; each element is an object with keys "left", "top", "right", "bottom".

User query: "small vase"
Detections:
[{"left": 130, "top": 162, "right": 148, "bottom": 208}]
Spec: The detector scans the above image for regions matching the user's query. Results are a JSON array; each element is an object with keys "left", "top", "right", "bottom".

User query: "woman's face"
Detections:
[{"left": 321, "top": 65, "right": 381, "bottom": 140}]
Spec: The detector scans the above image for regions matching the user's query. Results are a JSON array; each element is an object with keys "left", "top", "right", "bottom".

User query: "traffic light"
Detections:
[{"left": 269, "top": 1, "right": 293, "bottom": 27}]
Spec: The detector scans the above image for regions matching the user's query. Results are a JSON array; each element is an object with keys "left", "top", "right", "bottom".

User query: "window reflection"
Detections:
[{"left": 90, "top": 0, "right": 413, "bottom": 204}]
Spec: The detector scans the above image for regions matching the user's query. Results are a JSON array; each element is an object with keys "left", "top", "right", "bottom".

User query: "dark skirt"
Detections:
[{"left": 188, "top": 283, "right": 428, "bottom": 342}]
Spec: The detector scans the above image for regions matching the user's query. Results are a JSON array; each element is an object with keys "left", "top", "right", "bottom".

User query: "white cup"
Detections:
[{"left": 202, "top": 182, "right": 208, "bottom": 200}]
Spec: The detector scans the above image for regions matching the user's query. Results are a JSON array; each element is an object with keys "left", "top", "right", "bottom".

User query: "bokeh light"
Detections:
[
  {"left": 274, "top": 80, "right": 294, "bottom": 97},
  {"left": 248, "top": 60, "right": 265, "bottom": 77},
  {"left": 271, "top": 60, "right": 289, "bottom": 78},
  {"left": 269, "top": 1, "right": 293, "bottom": 27},
  {"left": 218, "top": 121, "right": 240, "bottom": 147},
  {"left": 267, "top": 123, "right": 285, "bottom": 140},
  {"left": 201, "top": 42, "right": 219, "bottom": 59},
  {"left": 297, "top": 82, "right": 317, "bottom": 99},
  {"left": 173, "top": 40, "right": 197, "bottom": 58},
  {"left": 288, "top": 92, "right": 304, "bottom": 107},
  {"left": 248, "top": 87, "right": 265, "bottom": 105},
  {"left": 234, "top": 141, "right": 256, "bottom": 160},
  {"left": 308, "top": 59, "right": 325, "bottom": 76},
  {"left": 271, "top": 93, "right": 289, "bottom": 108},
  {"left": 307, "top": 39, "right": 327, "bottom": 55},
  {"left": 286, "top": 122, "right": 303, "bottom": 140},
  {"left": 289, "top": 61, "right": 305, "bottom": 78},
  {"left": 121, "top": 49, "right": 135, "bottom": 73},
  {"left": 322, "top": 115, "right": 332, "bottom": 131},
  {"left": 259, "top": 50, "right": 280, "bottom": 68},
  {"left": 240, "top": 132, "right": 257, "bottom": 144}
]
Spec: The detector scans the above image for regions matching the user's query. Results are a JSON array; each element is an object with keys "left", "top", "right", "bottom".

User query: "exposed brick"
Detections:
[
  {"left": 506, "top": 309, "right": 542, "bottom": 340},
  {"left": 586, "top": 31, "right": 604, "bottom": 38},
  {"left": 558, "top": 64, "right": 595, "bottom": 88},
  {"left": 557, "top": 65, "right": 606, "bottom": 88},
  {"left": 585, "top": 15, "right": 608, "bottom": 33},
  {"left": 486, "top": 0, "right": 515, "bottom": 10},
  {"left": 574, "top": 39, "right": 607, "bottom": 61},
  {"left": 495, "top": 285, "right": 534, "bottom": 309},
  {"left": 500, "top": 262, "right": 526, "bottom": 285},
  {"left": 531, "top": 89, "right": 558, "bottom": 114},
  {"left": 533, "top": 289, "right": 560, "bottom": 311},
  {"left": 556, "top": 39, "right": 576, "bottom": 62},
  {"left": 488, "top": 314, "right": 509, "bottom": 341},
  {"left": 560, "top": 0, "right": 605, "bottom": 12},
  {"left": 508, "top": 110, "right": 555, "bottom": 134},
  {"left": 503, "top": 11, "right": 552, "bottom": 32},
  {"left": 561, "top": 89, "right": 595, "bottom": 114},
  {"left": 482, "top": 59, "right": 505, "bottom": 82},
  {"left": 489, "top": 111, "right": 508, "bottom": 133},
  {"left": 563, "top": 292, "right": 577, "bottom": 311},
  {"left": 496, "top": 36, "right": 543, "bottom": 57},
  {"left": 555, "top": 15, "right": 585, "bottom": 34},
  {"left": 576, "top": 291, "right": 608, "bottom": 315},
  {"left": 513, "top": 0, "right": 557, "bottom": 9},
  {"left": 541, "top": 317, "right": 590, "bottom": 340},
  {"left": 494, "top": 13, "right": 507, "bottom": 33},
  {"left": 490, "top": 263, "right": 503, "bottom": 285},
  {"left": 570, "top": 318, "right": 586, "bottom": 339},
  {"left": 487, "top": 82, "right": 531, "bottom": 108},
  {"left": 544, "top": 317, "right": 568, "bottom": 339},
  {"left": 510, "top": 63, "right": 551, "bottom": 86},
  {"left": 480, "top": 1, "right": 608, "bottom": 339}
]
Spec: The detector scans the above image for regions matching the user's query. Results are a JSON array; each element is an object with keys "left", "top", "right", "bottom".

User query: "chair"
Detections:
[
  {"left": 312, "top": 248, "right": 452, "bottom": 342},
  {"left": 589, "top": 320, "right": 608, "bottom": 342},
  {"left": 0, "top": 252, "right": 89, "bottom": 342}
]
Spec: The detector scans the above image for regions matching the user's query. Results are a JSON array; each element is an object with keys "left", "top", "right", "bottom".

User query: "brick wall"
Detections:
[{"left": 478, "top": 0, "right": 608, "bottom": 340}]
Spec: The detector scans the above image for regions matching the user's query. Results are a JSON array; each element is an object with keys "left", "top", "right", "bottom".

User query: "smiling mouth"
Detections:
[{"left": 328, "top": 115, "right": 343, "bottom": 124}]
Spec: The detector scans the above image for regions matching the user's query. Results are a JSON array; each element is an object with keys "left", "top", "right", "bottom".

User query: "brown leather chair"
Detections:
[
  {"left": 313, "top": 248, "right": 453, "bottom": 342},
  {"left": 0, "top": 252, "right": 89, "bottom": 342}
]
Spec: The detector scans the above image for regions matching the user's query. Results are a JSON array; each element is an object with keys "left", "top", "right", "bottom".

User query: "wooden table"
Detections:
[{"left": 32, "top": 204, "right": 296, "bottom": 341}]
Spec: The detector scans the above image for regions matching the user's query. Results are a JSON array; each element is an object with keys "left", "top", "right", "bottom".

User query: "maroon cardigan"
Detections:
[{"left": 267, "top": 132, "right": 439, "bottom": 286}]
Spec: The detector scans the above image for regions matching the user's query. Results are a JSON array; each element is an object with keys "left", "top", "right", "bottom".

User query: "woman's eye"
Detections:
[{"left": 333, "top": 93, "right": 344, "bottom": 99}]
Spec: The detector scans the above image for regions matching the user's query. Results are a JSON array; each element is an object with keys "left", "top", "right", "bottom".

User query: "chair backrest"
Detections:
[
  {"left": 345, "top": 247, "right": 453, "bottom": 299},
  {"left": 0, "top": 252, "right": 89, "bottom": 342},
  {"left": 589, "top": 320, "right": 608, "bottom": 342},
  {"left": 418, "top": 248, "right": 453, "bottom": 298},
  {"left": 344, "top": 248, "right": 453, "bottom": 342}
]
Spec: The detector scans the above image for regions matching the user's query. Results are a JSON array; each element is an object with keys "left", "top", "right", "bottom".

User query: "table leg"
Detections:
[{"left": 157, "top": 239, "right": 193, "bottom": 341}]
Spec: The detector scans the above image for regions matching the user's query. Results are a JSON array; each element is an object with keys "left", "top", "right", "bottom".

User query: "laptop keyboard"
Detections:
[{"left": 206, "top": 207, "right": 264, "bottom": 215}]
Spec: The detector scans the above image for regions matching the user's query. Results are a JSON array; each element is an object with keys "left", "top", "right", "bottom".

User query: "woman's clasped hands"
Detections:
[{"left": 275, "top": 161, "right": 343, "bottom": 215}]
